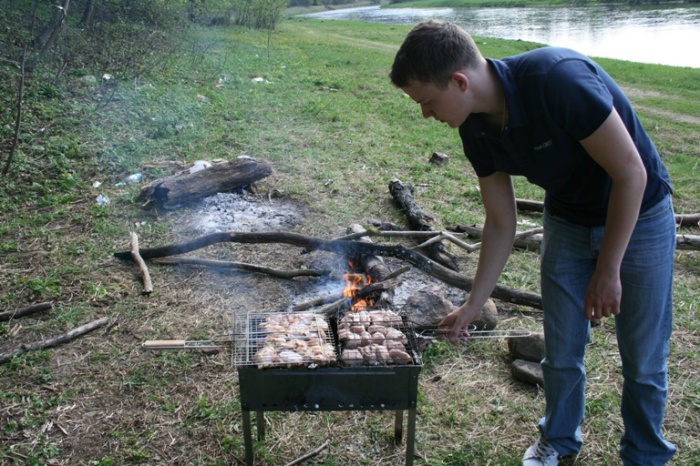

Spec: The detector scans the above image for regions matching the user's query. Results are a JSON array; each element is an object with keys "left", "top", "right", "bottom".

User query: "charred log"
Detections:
[
  {"left": 389, "top": 179, "right": 459, "bottom": 271},
  {"left": 139, "top": 157, "right": 272, "bottom": 210}
]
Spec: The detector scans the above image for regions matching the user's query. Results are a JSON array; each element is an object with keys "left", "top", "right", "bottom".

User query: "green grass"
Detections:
[{"left": 0, "top": 12, "right": 699, "bottom": 466}]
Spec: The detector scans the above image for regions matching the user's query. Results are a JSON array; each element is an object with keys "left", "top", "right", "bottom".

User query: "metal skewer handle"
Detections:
[{"left": 142, "top": 339, "right": 227, "bottom": 350}]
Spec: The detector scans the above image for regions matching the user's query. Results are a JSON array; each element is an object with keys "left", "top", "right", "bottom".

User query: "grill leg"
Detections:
[
  {"left": 405, "top": 407, "right": 416, "bottom": 466},
  {"left": 394, "top": 410, "right": 403, "bottom": 444},
  {"left": 242, "top": 409, "right": 254, "bottom": 466},
  {"left": 256, "top": 410, "right": 265, "bottom": 440}
]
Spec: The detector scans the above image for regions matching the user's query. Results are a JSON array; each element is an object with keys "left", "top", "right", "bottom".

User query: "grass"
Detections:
[{"left": 1, "top": 11, "right": 699, "bottom": 466}]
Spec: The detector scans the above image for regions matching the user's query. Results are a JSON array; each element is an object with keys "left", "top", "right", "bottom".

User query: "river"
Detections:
[{"left": 304, "top": 5, "right": 700, "bottom": 68}]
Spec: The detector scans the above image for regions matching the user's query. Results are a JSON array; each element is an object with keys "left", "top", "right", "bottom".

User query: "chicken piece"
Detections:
[
  {"left": 389, "top": 348, "right": 413, "bottom": 365},
  {"left": 368, "top": 324, "right": 387, "bottom": 335},
  {"left": 384, "top": 339, "right": 406, "bottom": 352},
  {"left": 371, "top": 332, "right": 385, "bottom": 344},
  {"left": 369, "top": 310, "right": 403, "bottom": 328},
  {"left": 385, "top": 327, "right": 408, "bottom": 345},
  {"left": 341, "top": 349, "right": 364, "bottom": 366},
  {"left": 343, "top": 332, "right": 362, "bottom": 349},
  {"left": 360, "top": 331, "right": 373, "bottom": 346},
  {"left": 359, "top": 344, "right": 378, "bottom": 364},
  {"left": 350, "top": 325, "right": 366, "bottom": 334},
  {"left": 279, "top": 349, "right": 305, "bottom": 365},
  {"left": 375, "top": 344, "right": 392, "bottom": 365},
  {"left": 252, "top": 345, "right": 280, "bottom": 368}
]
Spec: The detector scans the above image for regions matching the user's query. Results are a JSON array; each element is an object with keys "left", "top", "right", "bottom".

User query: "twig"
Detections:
[
  {"left": 0, "top": 317, "right": 110, "bottom": 365},
  {"left": 130, "top": 232, "right": 153, "bottom": 294},
  {"left": 283, "top": 440, "right": 330, "bottom": 466},
  {"left": 0, "top": 302, "right": 52, "bottom": 322},
  {"left": 152, "top": 256, "right": 326, "bottom": 279}
]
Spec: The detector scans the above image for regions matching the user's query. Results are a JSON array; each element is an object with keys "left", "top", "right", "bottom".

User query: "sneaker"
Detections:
[{"left": 522, "top": 437, "right": 560, "bottom": 466}]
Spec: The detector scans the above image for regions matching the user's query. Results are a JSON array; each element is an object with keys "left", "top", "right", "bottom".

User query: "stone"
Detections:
[
  {"left": 511, "top": 359, "right": 544, "bottom": 387},
  {"left": 507, "top": 330, "right": 545, "bottom": 363}
]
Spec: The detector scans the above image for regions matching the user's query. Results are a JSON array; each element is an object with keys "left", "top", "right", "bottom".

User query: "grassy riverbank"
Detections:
[{"left": 1, "top": 15, "right": 698, "bottom": 465}]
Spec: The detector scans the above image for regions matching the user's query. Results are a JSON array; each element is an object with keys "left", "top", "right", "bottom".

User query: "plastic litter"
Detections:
[
  {"left": 96, "top": 194, "right": 110, "bottom": 206},
  {"left": 189, "top": 160, "right": 212, "bottom": 174},
  {"left": 116, "top": 173, "right": 142, "bottom": 186}
]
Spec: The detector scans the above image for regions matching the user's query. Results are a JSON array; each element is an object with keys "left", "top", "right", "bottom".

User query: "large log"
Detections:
[
  {"left": 389, "top": 179, "right": 459, "bottom": 271},
  {"left": 139, "top": 157, "right": 272, "bottom": 210},
  {"left": 113, "top": 231, "right": 543, "bottom": 309}
]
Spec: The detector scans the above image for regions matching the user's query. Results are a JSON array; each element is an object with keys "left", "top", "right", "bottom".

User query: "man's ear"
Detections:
[{"left": 451, "top": 71, "right": 469, "bottom": 92}]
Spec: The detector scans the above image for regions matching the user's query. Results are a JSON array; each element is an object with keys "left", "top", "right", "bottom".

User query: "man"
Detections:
[{"left": 390, "top": 20, "right": 676, "bottom": 466}]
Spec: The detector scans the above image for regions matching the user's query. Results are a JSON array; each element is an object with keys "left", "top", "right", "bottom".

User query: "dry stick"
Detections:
[
  {"left": 283, "top": 440, "right": 330, "bottom": 466},
  {"left": 152, "top": 257, "right": 326, "bottom": 279},
  {"left": 113, "top": 231, "right": 543, "bottom": 309},
  {"left": 130, "top": 232, "right": 153, "bottom": 294},
  {"left": 0, "top": 302, "right": 52, "bottom": 322},
  {"left": 0, "top": 317, "right": 110, "bottom": 365}
]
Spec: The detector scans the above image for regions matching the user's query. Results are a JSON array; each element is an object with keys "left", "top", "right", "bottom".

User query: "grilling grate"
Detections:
[
  {"left": 232, "top": 311, "right": 337, "bottom": 368},
  {"left": 231, "top": 310, "right": 423, "bottom": 370}
]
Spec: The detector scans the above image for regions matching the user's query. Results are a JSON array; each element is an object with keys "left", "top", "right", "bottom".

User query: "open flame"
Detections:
[{"left": 343, "top": 271, "right": 373, "bottom": 311}]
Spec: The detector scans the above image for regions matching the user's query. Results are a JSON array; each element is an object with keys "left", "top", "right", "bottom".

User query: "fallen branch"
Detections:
[
  {"left": 516, "top": 198, "right": 700, "bottom": 228},
  {"left": 283, "top": 440, "right": 330, "bottom": 466},
  {"left": 0, "top": 302, "right": 52, "bottom": 322},
  {"left": 389, "top": 179, "right": 459, "bottom": 271},
  {"left": 152, "top": 257, "right": 326, "bottom": 279},
  {"left": 0, "top": 317, "right": 110, "bottom": 365},
  {"left": 458, "top": 225, "right": 700, "bottom": 252},
  {"left": 114, "top": 231, "right": 543, "bottom": 309},
  {"left": 131, "top": 232, "right": 153, "bottom": 294}
]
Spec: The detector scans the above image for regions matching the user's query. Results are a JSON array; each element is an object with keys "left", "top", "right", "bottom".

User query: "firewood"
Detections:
[
  {"left": 389, "top": 178, "right": 459, "bottom": 271},
  {"left": 0, "top": 302, "right": 52, "bottom": 322},
  {"left": 130, "top": 232, "right": 153, "bottom": 294},
  {"left": 0, "top": 317, "right": 110, "bottom": 365},
  {"left": 152, "top": 257, "right": 326, "bottom": 279},
  {"left": 113, "top": 231, "right": 543, "bottom": 309}
]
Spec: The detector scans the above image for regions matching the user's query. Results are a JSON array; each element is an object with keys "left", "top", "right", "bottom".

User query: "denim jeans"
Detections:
[{"left": 538, "top": 194, "right": 677, "bottom": 465}]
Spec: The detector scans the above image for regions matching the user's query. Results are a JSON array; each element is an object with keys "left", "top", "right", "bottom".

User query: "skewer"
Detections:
[{"left": 417, "top": 325, "right": 531, "bottom": 341}]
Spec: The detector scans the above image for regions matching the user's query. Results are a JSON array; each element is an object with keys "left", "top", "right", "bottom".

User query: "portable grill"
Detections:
[
  {"left": 232, "top": 310, "right": 423, "bottom": 466},
  {"left": 143, "top": 310, "right": 529, "bottom": 465}
]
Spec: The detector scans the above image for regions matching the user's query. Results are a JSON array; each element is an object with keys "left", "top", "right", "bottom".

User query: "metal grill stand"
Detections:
[
  {"left": 234, "top": 311, "right": 422, "bottom": 466},
  {"left": 237, "top": 364, "right": 420, "bottom": 466}
]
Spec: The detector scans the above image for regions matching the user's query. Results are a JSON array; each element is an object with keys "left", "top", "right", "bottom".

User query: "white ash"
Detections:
[{"left": 180, "top": 191, "right": 305, "bottom": 235}]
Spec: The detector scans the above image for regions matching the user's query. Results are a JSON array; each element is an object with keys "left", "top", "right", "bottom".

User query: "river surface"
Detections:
[{"left": 305, "top": 5, "right": 700, "bottom": 68}]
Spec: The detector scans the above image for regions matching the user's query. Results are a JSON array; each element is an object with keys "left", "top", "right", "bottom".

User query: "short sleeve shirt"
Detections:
[{"left": 458, "top": 47, "right": 672, "bottom": 226}]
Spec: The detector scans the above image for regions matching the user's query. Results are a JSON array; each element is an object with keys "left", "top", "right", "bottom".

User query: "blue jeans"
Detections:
[{"left": 538, "top": 194, "right": 677, "bottom": 466}]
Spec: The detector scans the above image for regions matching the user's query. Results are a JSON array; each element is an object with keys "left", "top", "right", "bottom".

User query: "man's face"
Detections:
[{"left": 401, "top": 78, "right": 469, "bottom": 128}]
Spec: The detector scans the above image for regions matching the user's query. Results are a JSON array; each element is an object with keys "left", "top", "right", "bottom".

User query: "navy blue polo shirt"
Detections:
[{"left": 459, "top": 47, "right": 672, "bottom": 226}]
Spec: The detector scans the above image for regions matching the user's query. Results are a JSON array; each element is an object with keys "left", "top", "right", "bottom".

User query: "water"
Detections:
[{"left": 305, "top": 5, "right": 700, "bottom": 68}]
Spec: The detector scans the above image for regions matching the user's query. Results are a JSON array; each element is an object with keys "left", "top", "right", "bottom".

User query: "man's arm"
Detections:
[
  {"left": 579, "top": 108, "right": 647, "bottom": 319},
  {"left": 439, "top": 171, "right": 517, "bottom": 344}
]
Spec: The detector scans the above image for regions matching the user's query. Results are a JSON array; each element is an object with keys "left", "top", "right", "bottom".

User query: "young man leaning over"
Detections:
[{"left": 390, "top": 20, "right": 676, "bottom": 466}]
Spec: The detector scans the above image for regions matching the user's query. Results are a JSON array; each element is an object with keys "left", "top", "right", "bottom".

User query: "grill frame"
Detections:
[{"left": 236, "top": 310, "right": 422, "bottom": 466}]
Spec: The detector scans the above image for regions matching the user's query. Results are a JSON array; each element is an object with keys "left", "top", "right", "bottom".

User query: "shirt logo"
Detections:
[{"left": 533, "top": 140, "right": 553, "bottom": 151}]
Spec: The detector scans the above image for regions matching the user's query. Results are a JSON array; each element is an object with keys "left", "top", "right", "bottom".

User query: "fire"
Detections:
[{"left": 343, "top": 272, "right": 373, "bottom": 311}]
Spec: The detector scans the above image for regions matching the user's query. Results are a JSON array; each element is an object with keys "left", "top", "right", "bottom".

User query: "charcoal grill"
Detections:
[{"left": 232, "top": 310, "right": 423, "bottom": 466}]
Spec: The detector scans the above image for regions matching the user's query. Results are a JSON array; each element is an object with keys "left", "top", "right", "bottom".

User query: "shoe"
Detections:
[{"left": 522, "top": 437, "right": 560, "bottom": 466}]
